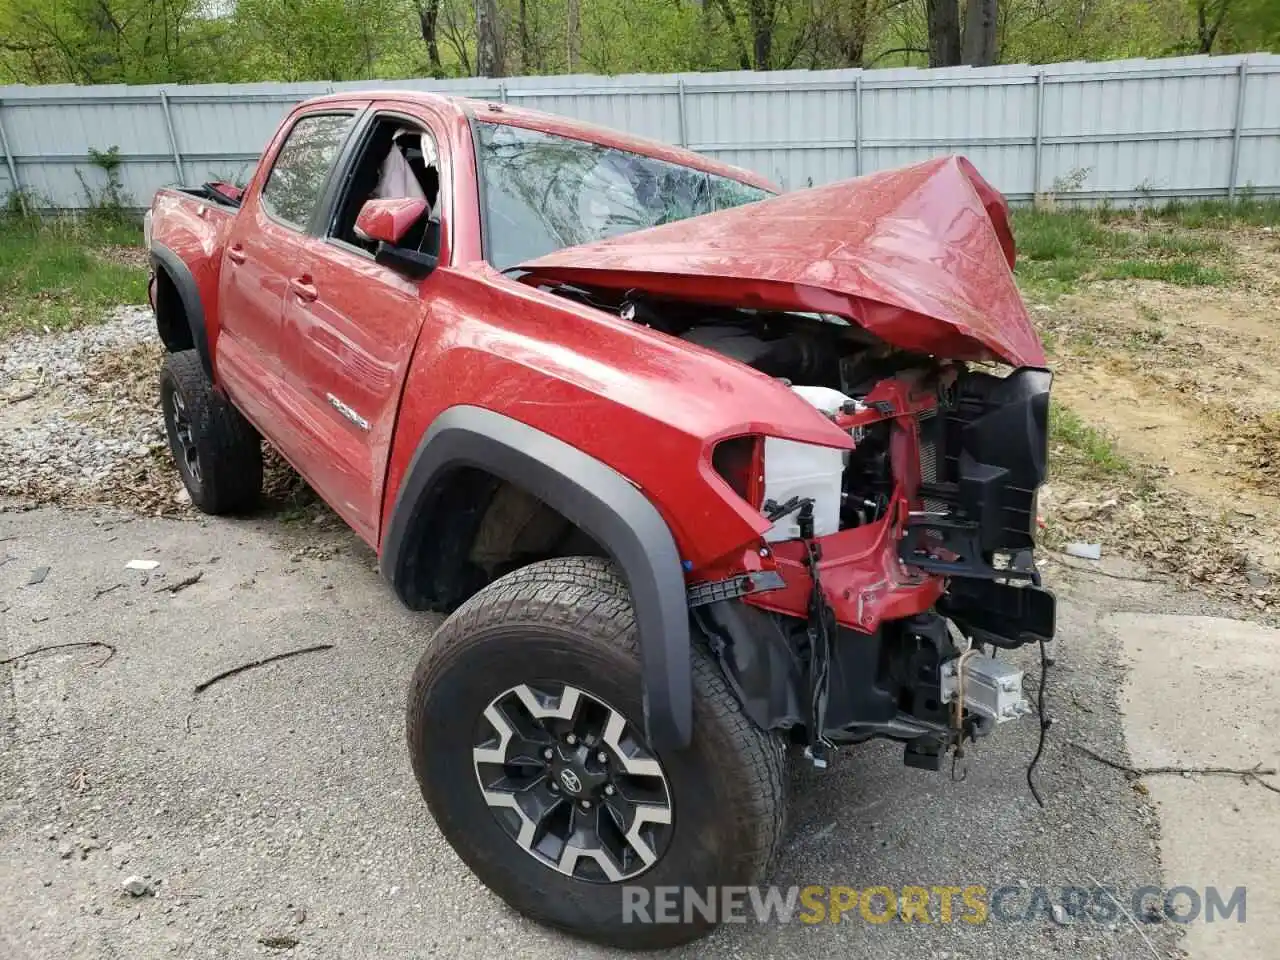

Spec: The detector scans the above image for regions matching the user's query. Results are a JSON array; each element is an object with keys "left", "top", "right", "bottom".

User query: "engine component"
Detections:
[
  {"left": 678, "top": 324, "right": 837, "bottom": 384},
  {"left": 939, "top": 652, "right": 1030, "bottom": 724}
]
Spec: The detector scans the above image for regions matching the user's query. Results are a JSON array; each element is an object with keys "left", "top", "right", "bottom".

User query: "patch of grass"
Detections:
[
  {"left": 1141, "top": 231, "right": 1224, "bottom": 256},
  {"left": 1050, "top": 404, "right": 1130, "bottom": 477},
  {"left": 1011, "top": 206, "right": 1236, "bottom": 296},
  {"left": 1151, "top": 196, "right": 1280, "bottom": 229},
  {"left": 1097, "top": 259, "right": 1227, "bottom": 286},
  {"left": 1011, "top": 209, "right": 1133, "bottom": 262},
  {"left": 0, "top": 214, "right": 147, "bottom": 339}
]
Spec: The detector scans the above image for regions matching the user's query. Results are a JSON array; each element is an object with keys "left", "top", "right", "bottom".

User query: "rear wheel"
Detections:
[
  {"left": 160, "top": 350, "right": 262, "bottom": 515},
  {"left": 406, "top": 557, "right": 787, "bottom": 948}
]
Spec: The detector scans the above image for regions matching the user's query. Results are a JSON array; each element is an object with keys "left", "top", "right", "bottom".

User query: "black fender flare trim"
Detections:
[
  {"left": 151, "top": 243, "right": 213, "bottom": 380},
  {"left": 381, "top": 405, "right": 693, "bottom": 751}
]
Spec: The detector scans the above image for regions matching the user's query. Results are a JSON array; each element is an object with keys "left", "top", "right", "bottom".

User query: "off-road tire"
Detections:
[
  {"left": 159, "top": 349, "right": 262, "bottom": 515},
  {"left": 406, "top": 556, "right": 787, "bottom": 949}
]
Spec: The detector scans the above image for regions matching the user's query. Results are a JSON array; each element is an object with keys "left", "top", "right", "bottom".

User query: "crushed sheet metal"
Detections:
[{"left": 516, "top": 156, "right": 1043, "bottom": 368}]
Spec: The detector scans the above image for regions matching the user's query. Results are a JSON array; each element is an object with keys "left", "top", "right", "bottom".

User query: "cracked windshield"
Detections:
[{"left": 474, "top": 120, "right": 770, "bottom": 268}]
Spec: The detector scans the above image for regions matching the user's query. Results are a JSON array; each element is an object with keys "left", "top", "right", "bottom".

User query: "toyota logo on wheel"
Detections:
[{"left": 559, "top": 769, "right": 583, "bottom": 794}]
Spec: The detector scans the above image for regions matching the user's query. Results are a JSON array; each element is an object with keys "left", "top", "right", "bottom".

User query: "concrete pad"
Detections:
[{"left": 1108, "top": 613, "right": 1280, "bottom": 960}]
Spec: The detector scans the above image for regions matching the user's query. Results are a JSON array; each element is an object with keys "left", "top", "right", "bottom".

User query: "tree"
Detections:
[
  {"left": 475, "top": 0, "right": 505, "bottom": 75},
  {"left": 1194, "top": 0, "right": 1232, "bottom": 52},
  {"left": 566, "top": 0, "right": 580, "bottom": 70},
  {"left": 926, "top": 0, "right": 962, "bottom": 65},
  {"left": 963, "top": 0, "right": 998, "bottom": 64},
  {"left": 416, "top": 0, "right": 444, "bottom": 76}
]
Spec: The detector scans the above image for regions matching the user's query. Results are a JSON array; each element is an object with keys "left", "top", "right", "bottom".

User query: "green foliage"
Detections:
[
  {"left": 0, "top": 214, "right": 147, "bottom": 338},
  {"left": 1097, "top": 258, "right": 1227, "bottom": 285},
  {"left": 1050, "top": 403, "right": 1131, "bottom": 477},
  {"left": 1011, "top": 206, "right": 1236, "bottom": 294},
  {"left": 76, "top": 145, "right": 133, "bottom": 222},
  {"left": 0, "top": 0, "right": 1273, "bottom": 86}
]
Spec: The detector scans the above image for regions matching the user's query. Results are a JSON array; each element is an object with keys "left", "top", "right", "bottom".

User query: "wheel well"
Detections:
[
  {"left": 395, "top": 467, "right": 607, "bottom": 611},
  {"left": 153, "top": 266, "right": 194, "bottom": 354}
]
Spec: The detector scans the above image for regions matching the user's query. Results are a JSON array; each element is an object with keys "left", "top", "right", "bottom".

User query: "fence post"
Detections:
[
  {"left": 158, "top": 89, "right": 185, "bottom": 184},
  {"left": 676, "top": 77, "right": 688, "bottom": 148},
  {"left": 1227, "top": 59, "right": 1249, "bottom": 201},
  {"left": 0, "top": 98, "right": 27, "bottom": 214},
  {"left": 854, "top": 73, "right": 863, "bottom": 176},
  {"left": 1032, "top": 70, "right": 1045, "bottom": 199},
  {"left": 498, "top": 82, "right": 508, "bottom": 103}
]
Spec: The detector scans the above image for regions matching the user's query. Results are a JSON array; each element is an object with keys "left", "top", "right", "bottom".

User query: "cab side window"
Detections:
[
  {"left": 260, "top": 113, "right": 355, "bottom": 230},
  {"left": 328, "top": 116, "right": 442, "bottom": 258}
]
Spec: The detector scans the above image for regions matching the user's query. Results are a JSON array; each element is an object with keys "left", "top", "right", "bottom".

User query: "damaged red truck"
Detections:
[{"left": 145, "top": 91, "right": 1056, "bottom": 947}]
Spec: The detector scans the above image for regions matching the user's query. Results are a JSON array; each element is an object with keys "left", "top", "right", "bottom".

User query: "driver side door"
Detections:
[{"left": 278, "top": 107, "right": 452, "bottom": 545}]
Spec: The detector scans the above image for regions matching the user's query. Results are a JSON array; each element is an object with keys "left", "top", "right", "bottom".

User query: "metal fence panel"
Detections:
[{"left": 2, "top": 54, "right": 1279, "bottom": 211}]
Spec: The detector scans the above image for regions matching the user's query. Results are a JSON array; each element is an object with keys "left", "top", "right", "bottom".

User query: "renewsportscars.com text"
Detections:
[{"left": 621, "top": 884, "right": 1247, "bottom": 926}]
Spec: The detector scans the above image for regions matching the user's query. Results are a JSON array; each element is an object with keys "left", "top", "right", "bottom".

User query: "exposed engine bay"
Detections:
[
  {"left": 546, "top": 286, "right": 933, "bottom": 537},
  {"left": 538, "top": 281, "right": 1057, "bottom": 776}
]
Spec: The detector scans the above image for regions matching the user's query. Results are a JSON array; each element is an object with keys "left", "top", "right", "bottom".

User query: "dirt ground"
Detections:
[{"left": 1034, "top": 225, "right": 1280, "bottom": 613}]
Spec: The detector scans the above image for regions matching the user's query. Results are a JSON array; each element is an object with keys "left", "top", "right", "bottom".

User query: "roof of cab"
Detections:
[{"left": 293, "top": 89, "right": 778, "bottom": 193}]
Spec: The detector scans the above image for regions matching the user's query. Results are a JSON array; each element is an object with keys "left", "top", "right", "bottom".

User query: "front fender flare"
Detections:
[{"left": 381, "top": 405, "right": 692, "bottom": 751}]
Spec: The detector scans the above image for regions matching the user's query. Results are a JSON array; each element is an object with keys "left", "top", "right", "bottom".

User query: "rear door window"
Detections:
[{"left": 260, "top": 113, "right": 355, "bottom": 231}]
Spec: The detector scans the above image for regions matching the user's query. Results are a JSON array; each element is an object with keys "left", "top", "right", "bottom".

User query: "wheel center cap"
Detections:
[{"left": 559, "top": 768, "right": 583, "bottom": 795}]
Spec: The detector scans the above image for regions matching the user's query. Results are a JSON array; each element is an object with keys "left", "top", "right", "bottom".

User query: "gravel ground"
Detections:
[
  {"left": 0, "top": 502, "right": 1194, "bottom": 960},
  {"left": 0, "top": 307, "right": 173, "bottom": 511}
]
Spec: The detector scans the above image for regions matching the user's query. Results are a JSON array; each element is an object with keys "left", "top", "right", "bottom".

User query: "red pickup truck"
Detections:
[{"left": 145, "top": 91, "right": 1055, "bottom": 947}]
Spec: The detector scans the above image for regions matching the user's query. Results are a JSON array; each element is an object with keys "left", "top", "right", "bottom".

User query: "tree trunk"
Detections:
[
  {"left": 518, "top": 0, "right": 530, "bottom": 72},
  {"left": 926, "top": 0, "right": 962, "bottom": 67},
  {"left": 747, "top": 0, "right": 773, "bottom": 70},
  {"left": 566, "top": 0, "right": 580, "bottom": 71},
  {"left": 1197, "top": 0, "right": 1232, "bottom": 54},
  {"left": 961, "top": 0, "right": 998, "bottom": 66},
  {"left": 838, "top": 0, "right": 869, "bottom": 68},
  {"left": 712, "top": 0, "right": 752, "bottom": 69},
  {"left": 416, "top": 1, "right": 443, "bottom": 77},
  {"left": 475, "top": 0, "right": 505, "bottom": 77}
]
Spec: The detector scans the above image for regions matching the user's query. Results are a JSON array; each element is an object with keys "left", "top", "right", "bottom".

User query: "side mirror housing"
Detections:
[
  {"left": 354, "top": 197, "right": 428, "bottom": 246},
  {"left": 355, "top": 197, "right": 437, "bottom": 280}
]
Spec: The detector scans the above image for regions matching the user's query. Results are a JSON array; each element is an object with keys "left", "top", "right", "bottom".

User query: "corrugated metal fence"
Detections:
[{"left": 2, "top": 53, "right": 1278, "bottom": 210}]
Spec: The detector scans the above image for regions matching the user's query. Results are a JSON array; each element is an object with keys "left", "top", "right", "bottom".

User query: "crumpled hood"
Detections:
[{"left": 516, "top": 155, "right": 1044, "bottom": 367}]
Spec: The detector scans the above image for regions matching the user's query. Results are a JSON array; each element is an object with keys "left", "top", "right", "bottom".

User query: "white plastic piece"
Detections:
[
  {"left": 788, "top": 385, "right": 852, "bottom": 417},
  {"left": 1064, "top": 542, "right": 1102, "bottom": 560},
  {"left": 761, "top": 385, "right": 855, "bottom": 543},
  {"left": 125, "top": 559, "right": 160, "bottom": 571}
]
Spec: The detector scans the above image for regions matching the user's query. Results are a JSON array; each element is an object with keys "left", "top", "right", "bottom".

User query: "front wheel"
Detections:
[{"left": 406, "top": 557, "right": 787, "bottom": 948}]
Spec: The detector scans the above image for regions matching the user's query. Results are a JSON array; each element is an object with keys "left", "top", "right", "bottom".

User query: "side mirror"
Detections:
[
  {"left": 354, "top": 197, "right": 438, "bottom": 280},
  {"left": 354, "top": 197, "right": 428, "bottom": 246}
]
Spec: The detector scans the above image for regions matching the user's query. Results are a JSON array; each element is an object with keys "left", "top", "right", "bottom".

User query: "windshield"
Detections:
[{"left": 474, "top": 120, "right": 772, "bottom": 270}]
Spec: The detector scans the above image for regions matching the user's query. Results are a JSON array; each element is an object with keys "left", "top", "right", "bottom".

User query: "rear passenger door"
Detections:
[{"left": 215, "top": 107, "right": 361, "bottom": 460}]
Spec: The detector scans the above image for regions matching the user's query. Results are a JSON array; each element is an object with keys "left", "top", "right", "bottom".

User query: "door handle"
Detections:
[
  {"left": 227, "top": 244, "right": 247, "bottom": 265},
  {"left": 289, "top": 276, "right": 318, "bottom": 302}
]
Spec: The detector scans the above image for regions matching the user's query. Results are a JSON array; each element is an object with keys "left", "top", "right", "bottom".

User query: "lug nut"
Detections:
[
  {"left": 580, "top": 799, "right": 592, "bottom": 809},
  {"left": 597, "top": 750, "right": 608, "bottom": 763},
  {"left": 543, "top": 747, "right": 554, "bottom": 760},
  {"left": 549, "top": 781, "right": 559, "bottom": 792},
  {"left": 566, "top": 734, "right": 578, "bottom": 746},
  {"left": 604, "top": 784, "right": 615, "bottom": 796}
]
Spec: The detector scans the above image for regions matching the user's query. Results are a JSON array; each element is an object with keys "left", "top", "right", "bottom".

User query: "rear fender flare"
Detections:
[
  {"left": 381, "top": 405, "right": 693, "bottom": 751},
  {"left": 151, "top": 243, "right": 213, "bottom": 380}
]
